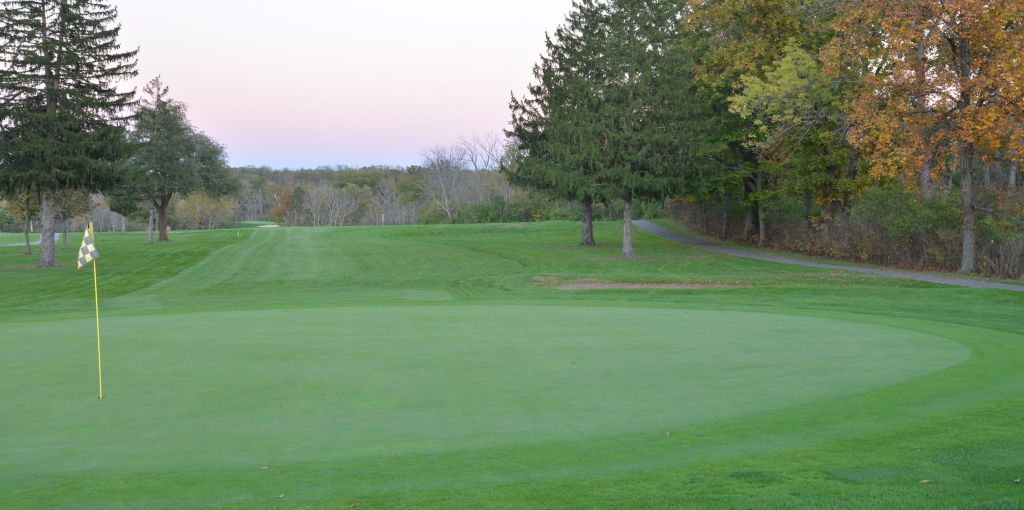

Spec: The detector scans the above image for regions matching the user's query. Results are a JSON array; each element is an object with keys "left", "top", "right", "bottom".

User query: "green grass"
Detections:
[
  {"left": 1, "top": 221, "right": 1022, "bottom": 509},
  {"left": 0, "top": 231, "right": 36, "bottom": 245}
]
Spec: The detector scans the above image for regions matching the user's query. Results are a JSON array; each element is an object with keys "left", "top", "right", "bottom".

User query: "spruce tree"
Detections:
[
  {"left": 505, "top": 0, "right": 613, "bottom": 246},
  {"left": 0, "top": 0, "right": 137, "bottom": 267},
  {"left": 509, "top": 0, "right": 713, "bottom": 256},
  {"left": 595, "top": 0, "right": 712, "bottom": 258}
]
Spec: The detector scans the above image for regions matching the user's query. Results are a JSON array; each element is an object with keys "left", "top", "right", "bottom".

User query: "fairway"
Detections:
[
  {"left": 2, "top": 222, "right": 1023, "bottom": 509},
  {"left": 0, "top": 232, "right": 35, "bottom": 245}
]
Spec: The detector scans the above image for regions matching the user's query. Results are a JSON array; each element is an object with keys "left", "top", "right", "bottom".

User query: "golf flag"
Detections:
[
  {"left": 77, "top": 223, "right": 100, "bottom": 269},
  {"left": 78, "top": 222, "right": 104, "bottom": 400}
]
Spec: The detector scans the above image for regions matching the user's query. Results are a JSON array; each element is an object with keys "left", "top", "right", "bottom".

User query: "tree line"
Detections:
[
  {"left": 0, "top": 0, "right": 236, "bottom": 265},
  {"left": 4, "top": 0, "right": 1021, "bottom": 277},
  {"left": 506, "top": 0, "right": 1024, "bottom": 276},
  {"left": 231, "top": 137, "right": 635, "bottom": 228}
]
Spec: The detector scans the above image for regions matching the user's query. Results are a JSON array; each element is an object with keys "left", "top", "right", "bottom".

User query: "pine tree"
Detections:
[
  {"left": 0, "top": 0, "right": 138, "bottom": 267},
  {"left": 505, "top": 0, "right": 614, "bottom": 246},
  {"left": 510, "top": 0, "right": 714, "bottom": 256},
  {"left": 597, "top": 0, "right": 711, "bottom": 258}
]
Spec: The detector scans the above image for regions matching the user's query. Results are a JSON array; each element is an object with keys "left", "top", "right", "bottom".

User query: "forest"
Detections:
[{"left": 505, "top": 0, "right": 1024, "bottom": 276}]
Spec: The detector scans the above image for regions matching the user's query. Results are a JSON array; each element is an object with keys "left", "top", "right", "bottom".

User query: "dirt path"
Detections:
[{"left": 635, "top": 220, "right": 1024, "bottom": 292}]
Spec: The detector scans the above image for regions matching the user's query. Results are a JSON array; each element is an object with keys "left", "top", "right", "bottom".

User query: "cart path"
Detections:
[
  {"left": 0, "top": 232, "right": 61, "bottom": 248},
  {"left": 635, "top": 220, "right": 1024, "bottom": 292}
]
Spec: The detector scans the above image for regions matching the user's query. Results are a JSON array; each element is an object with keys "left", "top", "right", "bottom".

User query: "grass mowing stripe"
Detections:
[{"left": 0, "top": 221, "right": 1022, "bottom": 509}]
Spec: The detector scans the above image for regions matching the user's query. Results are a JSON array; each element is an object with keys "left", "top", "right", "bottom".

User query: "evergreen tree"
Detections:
[
  {"left": 510, "top": 0, "right": 715, "bottom": 256},
  {"left": 0, "top": 0, "right": 138, "bottom": 267},
  {"left": 597, "top": 0, "right": 712, "bottom": 258},
  {"left": 505, "top": 0, "right": 613, "bottom": 246}
]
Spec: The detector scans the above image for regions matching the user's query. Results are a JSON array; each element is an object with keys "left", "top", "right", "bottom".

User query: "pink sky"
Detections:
[{"left": 114, "top": 1, "right": 575, "bottom": 168}]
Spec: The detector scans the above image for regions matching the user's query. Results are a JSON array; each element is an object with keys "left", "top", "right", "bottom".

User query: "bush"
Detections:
[
  {"left": 0, "top": 202, "right": 18, "bottom": 232},
  {"left": 673, "top": 184, "right": 1021, "bottom": 275}
]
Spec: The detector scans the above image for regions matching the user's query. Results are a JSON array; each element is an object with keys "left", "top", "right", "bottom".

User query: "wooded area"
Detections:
[{"left": 506, "top": 0, "right": 1024, "bottom": 276}]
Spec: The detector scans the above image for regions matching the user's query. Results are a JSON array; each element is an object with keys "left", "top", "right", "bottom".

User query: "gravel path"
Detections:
[{"left": 635, "top": 220, "right": 1024, "bottom": 292}]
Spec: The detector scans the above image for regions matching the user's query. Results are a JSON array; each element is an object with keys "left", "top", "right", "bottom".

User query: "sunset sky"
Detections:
[{"left": 114, "top": 1, "right": 575, "bottom": 169}]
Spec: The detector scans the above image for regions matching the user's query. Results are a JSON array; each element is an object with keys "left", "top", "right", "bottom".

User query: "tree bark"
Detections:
[
  {"left": 720, "top": 194, "right": 730, "bottom": 239},
  {"left": 580, "top": 196, "right": 596, "bottom": 246},
  {"left": 742, "top": 176, "right": 755, "bottom": 240},
  {"left": 1009, "top": 163, "right": 1018, "bottom": 196},
  {"left": 147, "top": 206, "right": 155, "bottom": 245},
  {"left": 803, "top": 190, "right": 813, "bottom": 238},
  {"left": 919, "top": 151, "right": 934, "bottom": 200},
  {"left": 621, "top": 197, "right": 634, "bottom": 259},
  {"left": 756, "top": 171, "right": 767, "bottom": 247},
  {"left": 959, "top": 145, "right": 976, "bottom": 273},
  {"left": 62, "top": 220, "right": 68, "bottom": 249},
  {"left": 157, "top": 195, "right": 171, "bottom": 242},
  {"left": 36, "top": 189, "right": 58, "bottom": 267},
  {"left": 22, "top": 214, "right": 32, "bottom": 255}
]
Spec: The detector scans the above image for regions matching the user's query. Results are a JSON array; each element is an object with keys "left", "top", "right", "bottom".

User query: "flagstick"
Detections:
[{"left": 93, "top": 257, "right": 103, "bottom": 400}]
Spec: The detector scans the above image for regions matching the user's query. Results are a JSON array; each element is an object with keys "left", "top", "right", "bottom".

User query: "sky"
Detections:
[{"left": 114, "top": 0, "right": 575, "bottom": 169}]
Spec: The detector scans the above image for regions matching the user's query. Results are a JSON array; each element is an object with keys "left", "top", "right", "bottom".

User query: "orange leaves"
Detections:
[{"left": 827, "top": 0, "right": 1024, "bottom": 187}]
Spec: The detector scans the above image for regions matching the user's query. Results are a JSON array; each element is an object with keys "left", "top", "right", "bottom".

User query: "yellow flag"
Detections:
[{"left": 77, "top": 223, "right": 100, "bottom": 270}]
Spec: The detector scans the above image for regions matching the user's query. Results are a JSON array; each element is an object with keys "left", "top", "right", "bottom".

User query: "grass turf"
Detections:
[
  {"left": 0, "top": 232, "right": 36, "bottom": 245},
  {"left": 1, "top": 221, "right": 1022, "bottom": 509}
]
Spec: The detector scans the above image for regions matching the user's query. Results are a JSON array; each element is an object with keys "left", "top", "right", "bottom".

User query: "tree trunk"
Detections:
[
  {"left": 37, "top": 189, "right": 59, "bottom": 267},
  {"left": 700, "top": 200, "right": 709, "bottom": 233},
  {"left": 147, "top": 206, "right": 156, "bottom": 245},
  {"left": 158, "top": 195, "right": 170, "bottom": 242},
  {"left": 720, "top": 194, "right": 730, "bottom": 239},
  {"left": 959, "top": 145, "right": 976, "bottom": 274},
  {"left": 742, "top": 176, "right": 755, "bottom": 240},
  {"left": 1009, "top": 163, "right": 1018, "bottom": 196},
  {"left": 622, "top": 198, "right": 634, "bottom": 259},
  {"left": 756, "top": 171, "right": 767, "bottom": 247},
  {"left": 803, "top": 190, "right": 813, "bottom": 238},
  {"left": 63, "top": 220, "right": 68, "bottom": 249},
  {"left": 580, "top": 196, "right": 596, "bottom": 246},
  {"left": 743, "top": 208, "right": 754, "bottom": 240},
  {"left": 22, "top": 214, "right": 32, "bottom": 255},
  {"left": 919, "top": 152, "right": 934, "bottom": 200}
]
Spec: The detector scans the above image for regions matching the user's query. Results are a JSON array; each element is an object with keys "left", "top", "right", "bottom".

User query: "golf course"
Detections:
[{"left": 2, "top": 221, "right": 1022, "bottom": 509}]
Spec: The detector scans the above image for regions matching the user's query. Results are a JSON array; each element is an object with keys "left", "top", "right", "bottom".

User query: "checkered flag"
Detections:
[{"left": 77, "top": 223, "right": 100, "bottom": 270}]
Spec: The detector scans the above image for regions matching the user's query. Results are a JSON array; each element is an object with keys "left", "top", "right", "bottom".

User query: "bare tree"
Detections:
[
  {"left": 459, "top": 133, "right": 506, "bottom": 171},
  {"left": 417, "top": 145, "right": 469, "bottom": 221},
  {"left": 304, "top": 184, "right": 335, "bottom": 227},
  {"left": 304, "top": 184, "right": 366, "bottom": 226}
]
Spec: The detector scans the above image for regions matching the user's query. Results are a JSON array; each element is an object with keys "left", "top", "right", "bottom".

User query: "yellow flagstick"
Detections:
[{"left": 90, "top": 223, "right": 103, "bottom": 400}]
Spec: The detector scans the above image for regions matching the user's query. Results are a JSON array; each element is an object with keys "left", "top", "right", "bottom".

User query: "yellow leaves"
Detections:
[{"left": 827, "top": 0, "right": 1024, "bottom": 187}]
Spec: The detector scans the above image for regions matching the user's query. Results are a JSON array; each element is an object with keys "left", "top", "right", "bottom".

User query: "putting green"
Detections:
[{"left": 0, "top": 305, "right": 968, "bottom": 476}]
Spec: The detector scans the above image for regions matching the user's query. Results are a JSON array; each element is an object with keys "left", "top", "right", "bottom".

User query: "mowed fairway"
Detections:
[{"left": 1, "top": 222, "right": 1023, "bottom": 509}]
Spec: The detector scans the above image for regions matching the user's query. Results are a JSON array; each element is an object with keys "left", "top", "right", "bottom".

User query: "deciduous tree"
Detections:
[{"left": 122, "top": 76, "right": 235, "bottom": 242}]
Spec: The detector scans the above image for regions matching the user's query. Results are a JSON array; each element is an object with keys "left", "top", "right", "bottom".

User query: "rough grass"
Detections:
[{"left": 1, "top": 221, "right": 1022, "bottom": 509}]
